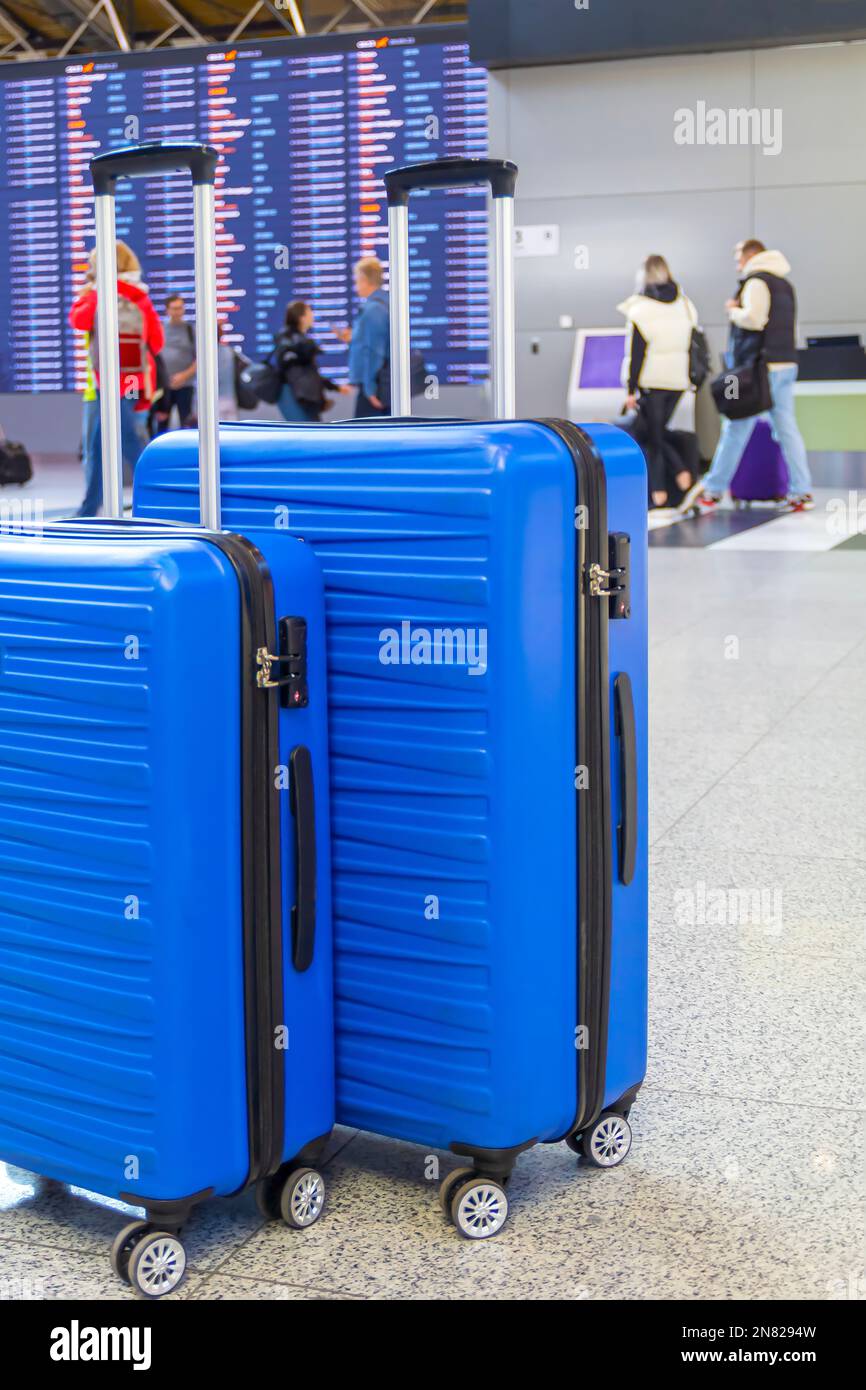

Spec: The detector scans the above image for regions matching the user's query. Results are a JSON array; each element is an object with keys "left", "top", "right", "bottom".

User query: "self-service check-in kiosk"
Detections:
[{"left": 566, "top": 327, "right": 695, "bottom": 430}]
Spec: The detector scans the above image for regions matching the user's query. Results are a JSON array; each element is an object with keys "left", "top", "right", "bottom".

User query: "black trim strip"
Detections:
[
  {"left": 31, "top": 518, "right": 285, "bottom": 1191},
  {"left": 539, "top": 422, "right": 614, "bottom": 1138}
]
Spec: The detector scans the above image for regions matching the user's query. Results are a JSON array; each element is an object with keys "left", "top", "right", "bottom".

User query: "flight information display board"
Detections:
[{"left": 0, "top": 26, "right": 488, "bottom": 392}]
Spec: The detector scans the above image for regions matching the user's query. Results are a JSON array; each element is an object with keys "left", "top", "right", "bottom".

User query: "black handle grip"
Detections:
[
  {"left": 614, "top": 673, "right": 638, "bottom": 886},
  {"left": 91, "top": 140, "right": 218, "bottom": 196},
  {"left": 385, "top": 157, "right": 517, "bottom": 207},
  {"left": 289, "top": 745, "right": 317, "bottom": 972}
]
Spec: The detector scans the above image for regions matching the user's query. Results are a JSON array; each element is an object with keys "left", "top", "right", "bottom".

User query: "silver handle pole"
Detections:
[
  {"left": 387, "top": 202, "right": 412, "bottom": 418},
  {"left": 93, "top": 193, "right": 123, "bottom": 517},
  {"left": 192, "top": 180, "right": 220, "bottom": 530},
  {"left": 492, "top": 195, "right": 516, "bottom": 419}
]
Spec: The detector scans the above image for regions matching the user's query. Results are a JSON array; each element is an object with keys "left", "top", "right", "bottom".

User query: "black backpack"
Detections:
[
  {"left": 710, "top": 355, "right": 772, "bottom": 420},
  {"left": 688, "top": 327, "right": 712, "bottom": 388},
  {"left": 376, "top": 350, "right": 428, "bottom": 411},
  {"left": 0, "top": 439, "right": 34, "bottom": 487}
]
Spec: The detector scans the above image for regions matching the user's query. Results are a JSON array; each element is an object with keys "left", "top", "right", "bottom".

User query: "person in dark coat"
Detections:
[{"left": 275, "top": 301, "right": 349, "bottom": 422}]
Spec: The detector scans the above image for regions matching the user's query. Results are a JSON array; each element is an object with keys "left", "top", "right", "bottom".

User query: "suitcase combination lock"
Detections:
[
  {"left": 256, "top": 616, "right": 309, "bottom": 707},
  {"left": 587, "top": 533, "right": 631, "bottom": 620}
]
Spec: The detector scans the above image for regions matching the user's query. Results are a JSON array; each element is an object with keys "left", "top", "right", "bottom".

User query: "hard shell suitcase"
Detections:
[
  {"left": 134, "top": 156, "right": 648, "bottom": 1239},
  {"left": 730, "top": 419, "right": 789, "bottom": 504},
  {"left": 0, "top": 144, "right": 334, "bottom": 1296}
]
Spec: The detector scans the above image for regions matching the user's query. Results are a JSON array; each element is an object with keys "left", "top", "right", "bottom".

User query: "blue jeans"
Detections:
[
  {"left": 702, "top": 365, "right": 812, "bottom": 499},
  {"left": 78, "top": 394, "right": 146, "bottom": 517},
  {"left": 277, "top": 383, "right": 313, "bottom": 422}
]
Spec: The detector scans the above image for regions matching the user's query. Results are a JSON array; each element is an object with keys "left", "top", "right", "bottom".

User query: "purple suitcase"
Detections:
[{"left": 731, "top": 420, "right": 789, "bottom": 503}]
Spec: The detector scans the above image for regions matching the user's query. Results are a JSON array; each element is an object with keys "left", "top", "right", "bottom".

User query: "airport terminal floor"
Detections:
[{"left": 1, "top": 463, "right": 862, "bottom": 1302}]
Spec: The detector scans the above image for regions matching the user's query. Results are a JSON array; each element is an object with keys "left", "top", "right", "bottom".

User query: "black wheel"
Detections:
[
  {"left": 109, "top": 1220, "right": 151, "bottom": 1285},
  {"left": 254, "top": 1170, "right": 284, "bottom": 1222},
  {"left": 580, "top": 1112, "right": 632, "bottom": 1168},
  {"left": 127, "top": 1230, "right": 187, "bottom": 1298},
  {"left": 438, "top": 1166, "right": 474, "bottom": 1215},
  {"left": 279, "top": 1167, "right": 325, "bottom": 1229},
  {"left": 450, "top": 1175, "right": 509, "bottom": 1240}
]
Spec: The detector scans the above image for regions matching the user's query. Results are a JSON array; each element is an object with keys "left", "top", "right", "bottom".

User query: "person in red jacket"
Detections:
[{"left": 70, "top": 240, "right": 164, "bottom": 516}]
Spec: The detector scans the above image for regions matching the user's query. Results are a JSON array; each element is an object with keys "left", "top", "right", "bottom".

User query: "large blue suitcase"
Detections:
[
  {"left": 0, "top": 145, "right": 335, "bottom": 1295},
  {"left": 134, "top": 157, "right": 648, "bottom": 1239}
]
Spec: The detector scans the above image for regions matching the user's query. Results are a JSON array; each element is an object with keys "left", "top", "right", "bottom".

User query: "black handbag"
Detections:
[
  {"left": 688, "top": 327, "right": 712, "bottom": 388},
  {"left": 710, "top": 355, "right": 771, "bottom": 420},
  {"left": 232, "top": 350, "right": 259, "bottom": 410},
  {"left": 376, "top": 349, "right": 428, "bottom": 411},
  {"left": 239, "top": 353, "right": 282, "bottom": 405}
]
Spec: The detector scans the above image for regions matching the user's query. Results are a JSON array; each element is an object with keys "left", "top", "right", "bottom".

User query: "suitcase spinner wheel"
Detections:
[
  {"left": 255, "top": 1164, "right": 327, "bottom": 1228},
  {"left": 566, "top": 1112, "right": 633, "bottom": 1168},
  {"left": 439, "top": 1167, "right": 509, "bottom": 1239},
  {"left": 111, "top": 1223, "right": 188, "bottom": 1299}
]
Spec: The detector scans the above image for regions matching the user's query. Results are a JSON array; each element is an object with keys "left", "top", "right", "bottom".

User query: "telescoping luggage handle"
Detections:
[
  {"left": 384, "top": 157, "right": 518, "bottom": 419},
  {"left": 89, "top": 141, "right": 221, "bottom": 528}
]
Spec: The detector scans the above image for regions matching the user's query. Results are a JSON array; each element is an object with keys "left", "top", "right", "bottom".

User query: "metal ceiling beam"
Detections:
[
  {"left": 0, "top": 4, "right": 38, "bottom": 57},
  {"left": 0, "top": 0, "right": 461, "bottom": 60},
  {"left": 153, "top": 0, "right": 205, "bottom": 43},
  {"left": 57, "top": 0, "right": 131, "bottom": 58},
  {"left": 347, "top": 0, "right": 386, "bottom": 25},
  {"left": 319, "top": 4, "right": 351, "bottom": 35}
]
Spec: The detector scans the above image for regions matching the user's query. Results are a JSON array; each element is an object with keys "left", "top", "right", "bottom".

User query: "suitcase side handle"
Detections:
[
  {"left": 289, "top": 745, "right": 317, "bottom": 972},
  {"left": 384, "top": 157, "right": 518, "bottom": 421},
  {"left": 613, "top": 673, "right": 638, "bottom": 887},
  {"left": 89, "top": 141, "right": 221, "bottom": 529}
]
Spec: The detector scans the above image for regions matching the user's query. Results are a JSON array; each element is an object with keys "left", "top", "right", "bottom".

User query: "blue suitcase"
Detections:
[
  {"left": 0, "top": 144, "right": 334, "bottom": 1295},
  {"left": 134, "top": 157, "right": 648, "bottom": 1240}
]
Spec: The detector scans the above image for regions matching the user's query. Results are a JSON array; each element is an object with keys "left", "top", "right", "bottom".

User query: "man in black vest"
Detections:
[{"left": 682, "top": 239, "right": 813, "bottom": 511}]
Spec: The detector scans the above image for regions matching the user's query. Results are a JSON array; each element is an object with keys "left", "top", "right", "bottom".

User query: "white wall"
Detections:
[{"left": 489, "top": 40, "right": 866, "bottom": 419}]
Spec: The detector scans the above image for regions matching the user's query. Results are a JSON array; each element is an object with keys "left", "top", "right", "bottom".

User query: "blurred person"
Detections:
[
  {"left": 153, "top": 293, "right": 196, "bottom": 433},
  {"left": 275, "top": 300, "right": 350, "bottom": 422},
  {"left": 618, "top": 254, "right": 699, "bottom": 508},
  {"left": 681, "top": 240, "right": 814, "bottom": 512},
  {"left": 70, "top": 240, "right": 163, "bottom": 516},
  {"left": 334, "top": 257, "right": 389, "bottom": 417},
  {"left": 217, "top": 326, "right": 238, "bottom": 423}
]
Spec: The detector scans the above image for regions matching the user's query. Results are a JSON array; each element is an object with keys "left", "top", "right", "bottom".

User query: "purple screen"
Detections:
[{"left": 579, "top": 333, "right": 626, "bottom": 389}]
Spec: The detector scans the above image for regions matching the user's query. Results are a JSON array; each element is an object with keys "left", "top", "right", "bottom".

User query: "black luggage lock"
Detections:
[
  {"left": 255, "top": 616, "right": 309, "bottom": 708},
  {"left": 587, "top": 533, "right": 631, "bottom": 620}
]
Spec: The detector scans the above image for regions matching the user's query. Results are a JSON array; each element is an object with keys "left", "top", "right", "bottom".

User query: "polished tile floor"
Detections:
[{"left": 1, "top": 471, "right": 864, "bottom": 1301}]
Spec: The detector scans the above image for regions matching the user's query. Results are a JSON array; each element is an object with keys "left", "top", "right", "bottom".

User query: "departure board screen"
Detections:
[{"left": 0, "top": 26, "right": 488, "bottom": 393}]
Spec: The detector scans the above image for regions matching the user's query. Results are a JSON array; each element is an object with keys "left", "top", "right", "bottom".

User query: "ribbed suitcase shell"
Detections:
[
  {"left": 135, "top": 418, "right": 648, "bottom": 1155},
  {"left": 0, "top": 525, "right": 333, "bottom": 1204}
]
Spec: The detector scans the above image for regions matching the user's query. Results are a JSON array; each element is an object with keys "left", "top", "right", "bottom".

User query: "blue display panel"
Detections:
[{"left": 0, "top": 26, "right": 488, "bottom": 392}]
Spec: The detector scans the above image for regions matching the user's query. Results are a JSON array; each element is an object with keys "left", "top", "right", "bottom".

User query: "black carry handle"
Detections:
[
  {"left": 384, "top": 156, "right": 517, "bottom": 207},
  {"left": 613, "top": 674, "right": 638, "bottom": 886},
  {"left": 90, "top": 140, "right": 218, "bottom": 195},
  {"left": 289, "top": 746, "right": 317, "bottom": 972}
]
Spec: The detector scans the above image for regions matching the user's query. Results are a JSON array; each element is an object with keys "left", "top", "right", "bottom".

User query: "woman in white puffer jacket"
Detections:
[{"left": 618, "top": 255, "right": 699, "bottom": 508}]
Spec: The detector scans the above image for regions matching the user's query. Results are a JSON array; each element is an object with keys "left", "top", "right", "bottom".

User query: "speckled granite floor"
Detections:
[{"left": 1, "top": 535, "right": 864, "bottom": 1301}]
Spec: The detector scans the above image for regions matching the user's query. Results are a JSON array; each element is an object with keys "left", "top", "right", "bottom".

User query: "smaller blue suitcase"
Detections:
[{"left": 0, "top": 144, "right": 334, "bottom": 1297}]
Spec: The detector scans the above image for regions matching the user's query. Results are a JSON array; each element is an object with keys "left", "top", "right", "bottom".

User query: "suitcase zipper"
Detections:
[{"left": 540, "top": 421, "right": 614, "bottom": 1139}]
